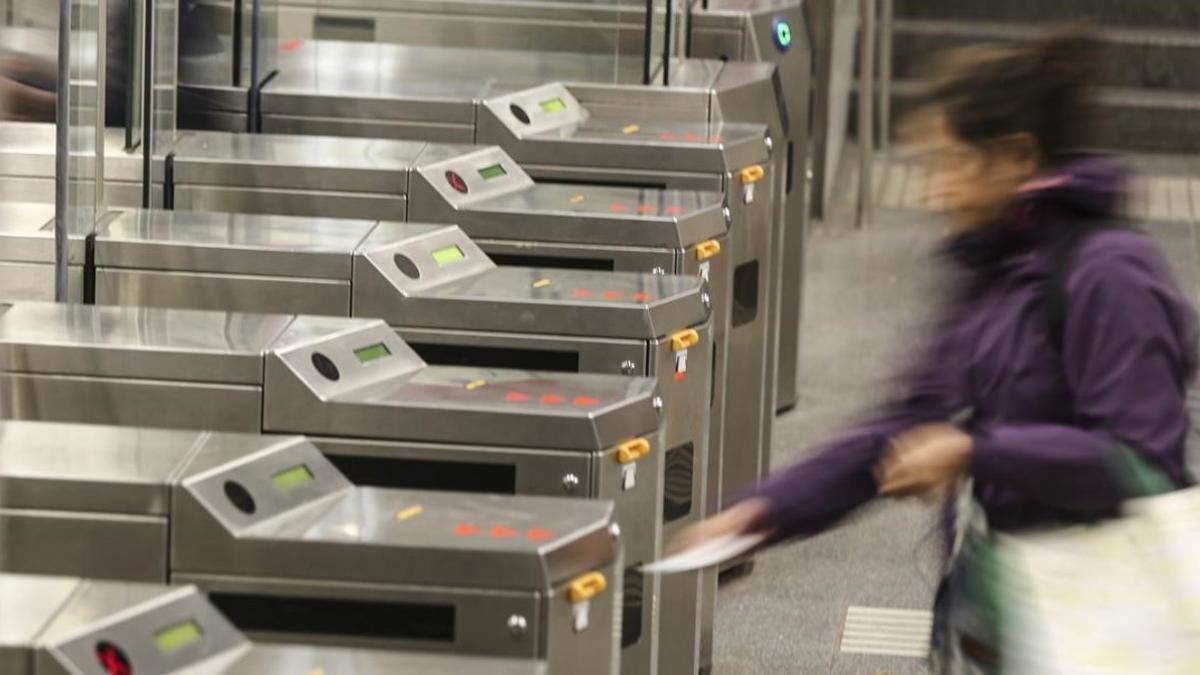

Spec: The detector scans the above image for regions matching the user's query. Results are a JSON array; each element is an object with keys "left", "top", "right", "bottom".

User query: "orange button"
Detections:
[
  {"left": 695, "top": 239, "right": 721, "bottom": 261},
  {"left": 527, "top": 528, "right": 554, "bottom": 541},
  {"left": 506, "top": 391, "right": 531, "bottom": 402},
  {"left": 491, "top": 525, "right": 518, "bottom": 539},
  {"left": 541, "top": 394, "right": 565, "bottom": 405},
  {"left": 573, "top": 395, "right": 599, "bottom": 406},
  {"left": 454, "top": 523, "right": 480, "bottom": 537}
]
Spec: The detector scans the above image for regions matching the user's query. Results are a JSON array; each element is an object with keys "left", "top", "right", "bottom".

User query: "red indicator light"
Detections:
[
  {"left": 674, "top": 371, "right": 686, "bottom": 381},
  {"left": 602, "top": 290, "right": 623, "bottom": 300},
  {"left": 280, "top": 39, "right": 303, "bottom": 53},
  {"left": 454, "top": 523, "right": 481, "bottom": 537},
  {"left": 540, "top": 394, "right": 565, "bottom": 405},
  {"left": 573, "top": 288, "right": 595, "bottom": 299},
  {"left": 96, "top": 642, "right": 132, "bottom": 675},
  {"left": 573, "top": 395, "right": 599, "bottom": 406},
  {"left": 659, "top": 132, "right": 676, "bottom": 141},
  {"left": 506, "top": 391, "right": 531, "bottom": 402},
  {"left": 636, "top": 204, "right": 655, "bottom": 214},
  {"left": 491, "top": 525, "right": 519, "bottom": 539},
  {"left": 445, "top": 170, "right": 469, "bottom": 194},
  {"left": 609, "top": 203, "right": 629, "bottom": 213},
  {"left": 527, "top": 528, "right": 554, "bottom": 541},
  {"left": 631, "top": 292, "right": 652, "bottom": 302},
  {"left": 684, "top": 132, "right": 699, "bottom": 142},
  {"left": 664, "top": 206, "right": 683, "bottom": 216}
]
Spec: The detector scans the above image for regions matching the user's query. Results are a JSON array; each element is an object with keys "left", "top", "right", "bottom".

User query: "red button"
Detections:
[
  {"left": 446, "top": 170, "right": 469, "bottom": 194},
  {"left": 602, "top": 290, "right": 623, "bottom": 300},
  {"left": 491, "top": 525, "right": 518, "bottom": 539},
  {"left": 664, "top": 206, "right": 683, "bottom": 216},
  {"left": 573, "top": 288, "right": 595, "bottom": 299},
  {"left": 506, "top": 391, "right": 531, "bottom": 402},
  {"left": 631, "top": 292, "right": 652, "bottom": 302},
  {"left": 527, "top": 528, "right": 555, "bottom": 541},
  {"left": 609, "top": 203, "right": 629, "bottom": 213},
  {"left": 573, "top": 395, "right": 599, "bottom": 406},
  {"left": 454, "top": 523, "right": 480, "bottom": 537},
  {"left": 540, "top": 394, "right": 565, "bottom": 405}
]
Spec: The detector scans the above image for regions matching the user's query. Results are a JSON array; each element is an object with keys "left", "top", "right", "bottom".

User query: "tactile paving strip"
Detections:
[{"left": 839, "top": 606, "right": 933, "bottom": 658}]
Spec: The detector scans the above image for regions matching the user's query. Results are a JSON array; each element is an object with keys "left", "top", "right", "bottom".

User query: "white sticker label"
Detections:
[
  {"left": 675, "top": 349, "right": 688, "bottom": 374},
  {"left": 699, "top": 261, "right": 711, "bottom": 282},
  {"left": 573, "top": 600, "right": 591, "bottom": 632},
  {"left": 743, "top": 183, "right": 755, "bottom": 204},
  {"left": 622, "top": 463, "right": 637, "bottom": 491}
]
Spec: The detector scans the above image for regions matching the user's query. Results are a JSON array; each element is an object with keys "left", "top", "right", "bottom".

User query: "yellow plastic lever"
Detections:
[
  {"left": 568, "top": 572, "right": 608, "bottom": 603},
  {"left": 669, "top": 329, "right": 700, "bottom": 352},
  {"left": 615, "top": 438, "right": 651, "bottom": 464},
  {"left": 694, "top": 239, "right": 721, "bottom": 261},
  {"left": 739, "top": 164, "right": 765, "bottom": 184}
]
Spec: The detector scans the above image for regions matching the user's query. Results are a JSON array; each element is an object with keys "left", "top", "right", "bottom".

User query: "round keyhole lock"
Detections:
[
  {"left": 393, "top": 253, "right": 420, "bottom": 280},
  {"left": 224, "top": 480, "right": 257, "bottom": 515},
  {"left": 509, "top": 103, "right": 531, "bottom": 125},
  {"left": 95, "top": 641, "right": 133, "bottom": 675},
  {"left": 311, "top": 352, "right": 340, "bottom": 382}
]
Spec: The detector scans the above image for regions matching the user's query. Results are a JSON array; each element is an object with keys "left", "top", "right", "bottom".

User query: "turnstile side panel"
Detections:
[
  {"left": 0, "top": 263, "right": 83, "bottom": 302},
  {"left": 174, "top": 186, "right": 408, "bottom": 222},
  {"left": 0, "top": 373, "right": 264, "bottom": 432},
  {"left": 96, "top": 269, "right": 353, "bottom": 317},
  {"left": 0, "top": 509, "right": 168, "bottom": 582}
]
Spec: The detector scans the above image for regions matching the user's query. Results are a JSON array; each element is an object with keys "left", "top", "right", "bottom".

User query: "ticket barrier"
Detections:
[
  {"left": 0, "top": 202, "right": 85, "bottom": 301},
  {"left": 85, "top": 210, "right": 715, "bottom": 675},
  {"left": 0, "top": 423, "right": 618, "bottom": 672}
]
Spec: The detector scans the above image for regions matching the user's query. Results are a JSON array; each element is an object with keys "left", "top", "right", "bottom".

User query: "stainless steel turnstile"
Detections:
[
  {"left": 0, "top": 303, "right": 656, "bottom": 674},
  {"left": 0, "top": 573, "right": 547, "bottom": 674},
  {"left": 86, "top": 210, "right": 715, "bottom": 675},
  {"left": 0, "top": 425, "right": 619, "bottom": 672},
  {"left": 0, "top": 202, "right": 85, "bottom": 301}
]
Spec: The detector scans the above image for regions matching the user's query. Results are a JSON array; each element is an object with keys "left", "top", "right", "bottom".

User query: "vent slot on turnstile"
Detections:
[
  {"left": 732, "top": 260, "right": 759, "bottom": 327},
  {"left": 210, "top": 593, "right": 455, "bottom": 642},
  {"left": 487, "top": 253, "right": 615, "bottom": 272},
  {"left": 331, "top": 455, "right": 518, "bottom": 494},
  {"left": 622, "top": 566, "right": 644, "bottom": 648},
  {"left": 408, "top": 342, "right": 581, "bottom": 374},
  {"left": 663, "top": 443, "right": 695, "bottom": 523}
]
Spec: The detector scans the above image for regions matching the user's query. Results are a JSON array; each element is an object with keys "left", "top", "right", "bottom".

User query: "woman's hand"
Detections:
[
  {"left": 876, "top": 423, "right": 972, "bottom": 498},
  {"left": 666, "top": 497, "right": 773, "bottom": 555}
]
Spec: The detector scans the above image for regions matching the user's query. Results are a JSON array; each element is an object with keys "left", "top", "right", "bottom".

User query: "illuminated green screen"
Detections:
[
  {"left": 478, "top": 164, "right": 507, "bottom": 181},
  {"left": 272, "top": 464, "right": 314, "bottom": 492},
  {"left": 540, "top": 98, "right": 567, "bottom": 113},
  {"left": 432, "top": 245, "right": 466, "bottom": 267},
  {"left": 354, "top": 343, "right": 392, "bottom": 364},
  {"left": 154, "top": 620, "right": 203, "bottom": 654}
]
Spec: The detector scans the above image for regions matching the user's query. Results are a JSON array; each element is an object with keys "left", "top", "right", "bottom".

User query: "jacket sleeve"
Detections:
[
  {"left": 746, "top": 328, "right": 966, "bottom": 539},
  {"left": 970, "top": 233, "right": 1196, "bottom": 513}
]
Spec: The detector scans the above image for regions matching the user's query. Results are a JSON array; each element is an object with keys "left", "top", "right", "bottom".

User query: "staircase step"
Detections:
[
  {"left": 891, "top": 19, "right": 1200, "bottom": 93},
  {"left": 894, "top": 0, "right": 1200, "bottom": 31}
]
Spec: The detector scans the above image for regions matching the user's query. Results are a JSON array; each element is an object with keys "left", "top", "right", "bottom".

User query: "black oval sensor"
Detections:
[
  {"left": 311, "top": 352, "right": 341, "bottom": 381},
  {"left": 510, "top": 103, "right": 531, "bottom": 125},
  {"left": 394, "top": 253, "right": 420, "bottom": 279},
  {"left": 223, "top": 480, "right": 257, "bottom": 515}
]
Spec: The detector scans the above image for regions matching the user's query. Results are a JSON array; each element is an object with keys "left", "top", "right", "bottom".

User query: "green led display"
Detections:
[
  {"left": 354, "top": 343, "right": 392, "bottom": 364},
  {"left": 540, "top": 98, "right": 568, "bottom": 113},
  {"left": 154, "top": 620, "right": 203, "bottom": 654},
  {"left": 272, "top": 464, "right": 314, "bottom": 492},
  {"left": 432, "top": 245, "right": 466, "bottom": 267},
  {"left": 776, "top": 21, "right": 792, "bottom": 47},
  {"left": 478, "top": 164, "right": 508, "bottom": 181}
]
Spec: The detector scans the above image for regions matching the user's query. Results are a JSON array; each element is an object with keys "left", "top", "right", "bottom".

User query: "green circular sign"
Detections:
[{"left": 772, "top": 18, "right": 793, "bottom": 52}]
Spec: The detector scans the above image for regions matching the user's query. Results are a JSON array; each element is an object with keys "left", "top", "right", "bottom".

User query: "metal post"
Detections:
[
  {"left": 857, "top": 0, "right": 875, "bottom": 227},
  {"left": 878, "top": 0, "right": 893, "bottom": 152},
  {"left": 53, "top": 0, "right": 71, "bottom": 302}
]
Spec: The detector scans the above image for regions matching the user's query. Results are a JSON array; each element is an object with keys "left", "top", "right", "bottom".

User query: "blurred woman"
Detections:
[{"left": 673, "top": 31, "right": 1198, "bottom": 672}]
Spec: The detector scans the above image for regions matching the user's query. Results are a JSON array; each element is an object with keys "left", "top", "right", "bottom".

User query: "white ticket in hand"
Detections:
[{"left": 640, "top": 532, "right": 769, "bottom": 575}]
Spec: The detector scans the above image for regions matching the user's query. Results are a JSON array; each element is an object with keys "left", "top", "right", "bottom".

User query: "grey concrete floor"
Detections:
[{"left": 710, "top": 154, "right": 1200, "bottom": 673}]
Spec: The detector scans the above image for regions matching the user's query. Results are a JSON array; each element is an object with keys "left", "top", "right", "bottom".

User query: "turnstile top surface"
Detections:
[
  {"left": 0, "top": 301, "right": 296, "bottom": 384},
  {"left": 200, "top": 487, "right": 617, "bottom": 589},
  {"left": 0, "top": 421, "right": 309, "bottom": 515},
  {"left": 171, "top": 131, "right": 425, "bottom": 192},
  {"left": 97, "top": 209, "right": 381, "bottom": 279},
  {"left": 0, "top": 122, "right": 148, "bottom": 180},
  {"left": 0, "top": 201, "right": 54, "bottom": 232},
  {"left": 0, "top": 574, "right": 81, "bottom": 648},
  {"left": 224, "top": 645, "right": 548, "bottom": 674}
]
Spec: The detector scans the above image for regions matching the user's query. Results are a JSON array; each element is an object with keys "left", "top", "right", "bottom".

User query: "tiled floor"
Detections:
[{"left": 711, "top": 151, "right": 1200, "bottom": 673}]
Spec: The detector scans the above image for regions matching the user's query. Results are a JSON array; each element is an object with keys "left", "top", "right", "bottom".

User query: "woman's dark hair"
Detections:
[{"left": 919, "top": 30, "right": 1100, "bottom": 165}]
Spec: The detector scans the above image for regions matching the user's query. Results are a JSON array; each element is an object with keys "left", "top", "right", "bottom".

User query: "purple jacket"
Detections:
[{"left": 752, "top": 157, "right": 1199, "bottom": 540}]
